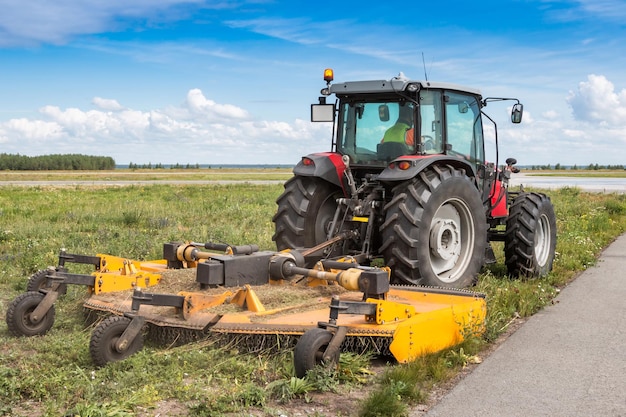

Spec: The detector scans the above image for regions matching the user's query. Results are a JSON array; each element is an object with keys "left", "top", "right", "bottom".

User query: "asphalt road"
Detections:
[{"left": 418, "top": 233, "right": 626, "bottom": 416}]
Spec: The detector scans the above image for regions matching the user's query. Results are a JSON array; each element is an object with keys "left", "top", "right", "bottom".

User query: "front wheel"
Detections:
[
  {"left": 89, "top": 316, "right": 144, "bottom": 366},
  {"left": 505, "top": 192, "right": 557, "bottom": 277},
  {"left": 380, "top": 165, "right": 487, "bottom": 288},
  {"left": 293, "top": 328, "right": 338, "bottom": 378},
  {"left": 5, "top": 291, "right": 56, "bottom": 337}
]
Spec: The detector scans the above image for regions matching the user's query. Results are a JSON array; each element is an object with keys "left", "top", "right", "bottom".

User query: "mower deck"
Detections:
[{"left": 84, "top": 281, "right": 486, "bottom": 364}]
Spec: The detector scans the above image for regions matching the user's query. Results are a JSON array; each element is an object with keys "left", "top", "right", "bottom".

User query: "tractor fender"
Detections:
[
  {"left": 293, "top": 152, "right": 348, "bottom": 194},
  {"left": 377, "top": 155, "right": 477, "bottom": 184}
]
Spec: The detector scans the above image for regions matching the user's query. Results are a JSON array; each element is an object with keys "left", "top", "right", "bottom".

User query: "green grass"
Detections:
[{"left": 1, "top": 183, "right": 626, "bottom": 416}]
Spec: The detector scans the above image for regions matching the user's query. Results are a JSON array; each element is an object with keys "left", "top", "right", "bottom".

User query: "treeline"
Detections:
[
  {"left": 529, "top": 163, "right": 625, "bottom": 170},
  {"left": 128, "top": 162, "right": 201, "bottom": 170},
  {"left": 0, "top": 154, "right": 115, "bottom": 170}
]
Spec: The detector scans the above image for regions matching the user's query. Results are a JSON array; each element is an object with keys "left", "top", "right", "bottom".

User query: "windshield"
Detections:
[
  {"left": 335, "top": 90, "right": 482, "bottom": 166},
  {"left": 337, "top": 101, "right": 416, "bottom": 164}
]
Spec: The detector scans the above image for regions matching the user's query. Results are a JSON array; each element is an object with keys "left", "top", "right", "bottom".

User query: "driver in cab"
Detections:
[{"left": 381, "top": 103, "right": 415, "bottom": 147}]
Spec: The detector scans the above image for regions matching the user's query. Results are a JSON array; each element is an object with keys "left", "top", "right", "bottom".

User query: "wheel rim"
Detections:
[
  {"left": 534, "top": 213, "right": 551, "bottom": 267},
  {"left": 19, "top": 294, "right": 52, "bottom": 334},
  {"left": 429, "top": 198, "right": 475, "bottom": 283},
  {"left": 109, "top": 335, "right": 123, "bottom": 355},
  {"left": 314, "top": 194, "right": 339, "bottom": 243},
  {"left": 23, "top": 305, "right": 46, "bottom": 332}
]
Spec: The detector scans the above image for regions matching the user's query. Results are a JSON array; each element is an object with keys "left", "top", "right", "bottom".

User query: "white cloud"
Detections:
[
  {"left": 2, "top": 74, "right": 625, "bottom": 167},
  {"left": 92, "top": 97, "right": 124, "bottom": 111},
  {"left": 2, "top": 118, "right": 64, "bottom": 140},
  {"left": 493, "top": 76, "right": 626, "bottom": 167},
  {"left": 566, "top": 74, "right": 626, "bottom": 127},
  {"left": 0, "top": 89, "right": 328, "bottom": 164},
  {"left": 184, "top": 89, "right": 249, "bottom": 120}
]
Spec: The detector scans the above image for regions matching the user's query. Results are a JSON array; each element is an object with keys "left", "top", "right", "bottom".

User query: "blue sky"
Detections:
[{"left": 1, "top": 0, "right": 625, "bottom": 166}]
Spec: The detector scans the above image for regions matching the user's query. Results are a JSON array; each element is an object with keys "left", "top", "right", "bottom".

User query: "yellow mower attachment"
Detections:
[
  {"left": 4, "top": 242, "right": 247, "bottom": 338},
  {"left": 83, "top": 250, "right": 486, "bottom": 374},
  {"left": 90, "top": 254, "right": 165, "bottom": 294}
]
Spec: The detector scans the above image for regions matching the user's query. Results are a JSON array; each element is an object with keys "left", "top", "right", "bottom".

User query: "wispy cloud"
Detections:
[
  {"left": 223, "top": 17, "right": 341, "bottom": 46},
  {"left": 0, "top": 0, "right": 222, "bottom": 46},
  {"left": 539, "top": 0, "right": 626, "bottom": 23},
  {"left": 75, "top": 39, "right": 244, "bottom": 64},
  {"left": 575, "top": 0, "right": 626, "bottom": 20}
]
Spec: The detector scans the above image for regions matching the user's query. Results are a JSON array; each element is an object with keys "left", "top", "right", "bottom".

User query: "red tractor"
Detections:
[{"left": 272, "top": 69, "right": 556, "bottom": 288}]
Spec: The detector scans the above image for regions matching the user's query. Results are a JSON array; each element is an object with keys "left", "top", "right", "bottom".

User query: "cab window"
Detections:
[
  {"left": 444, "top": 92, "right": 484, "bottom": 166},
  {"left": 338, "top": 101, "right": 414, "bottom": 163}
]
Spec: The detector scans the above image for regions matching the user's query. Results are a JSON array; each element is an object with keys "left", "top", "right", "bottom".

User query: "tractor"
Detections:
[
  {"left": 272, "top": 68, "right": 556, "bottom": 288},
  {"left": 5, "top": 70, "right": 556, "bottom": 373}
]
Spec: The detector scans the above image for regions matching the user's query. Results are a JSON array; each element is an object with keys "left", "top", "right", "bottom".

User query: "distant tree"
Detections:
[{"left": 0, "top": 153, "right": 114, "bottom": 170}]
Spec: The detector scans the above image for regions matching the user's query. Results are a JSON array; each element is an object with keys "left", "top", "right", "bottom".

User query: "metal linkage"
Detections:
[
  {"left": 57, "top": 249, "right": 101, "bottom": 269},
  {"left": 27, "top": 251, "right": 102, "bottom": 322},
  {"left": 269, "top": 253, "right": 390, "bottom": 298}
]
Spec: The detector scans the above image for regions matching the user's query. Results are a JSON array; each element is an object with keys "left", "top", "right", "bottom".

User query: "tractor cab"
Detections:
[{"left": 311, "top": 69, "right": 508, "bottom": 180}]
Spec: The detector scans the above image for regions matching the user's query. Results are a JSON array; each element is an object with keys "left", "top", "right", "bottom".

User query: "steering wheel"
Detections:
[{"left": 422, "top": 135, "right": 435, "bottom": 151}]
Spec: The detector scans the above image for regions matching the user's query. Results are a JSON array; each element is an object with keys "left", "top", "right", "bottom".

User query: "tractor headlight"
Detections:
[{"left": 406, "top": 83, "right": 419, "bottom": 92}]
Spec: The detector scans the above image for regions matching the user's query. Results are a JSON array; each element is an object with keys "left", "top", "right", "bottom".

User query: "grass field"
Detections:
[
  {"left": 1, "top": 174, "right": 625, "bottom": 416},
  {"left": 0, "top": 168, "right": 294, "bottom": 182}
]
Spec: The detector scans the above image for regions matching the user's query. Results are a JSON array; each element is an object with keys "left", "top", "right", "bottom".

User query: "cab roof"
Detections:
[{"left": 329, "top": 74, "right": 482, "bottom": 98}]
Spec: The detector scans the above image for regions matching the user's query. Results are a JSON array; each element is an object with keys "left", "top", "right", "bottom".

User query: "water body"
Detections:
[{"left": 509, "top": 173, "right": 626, "bottom": 194}]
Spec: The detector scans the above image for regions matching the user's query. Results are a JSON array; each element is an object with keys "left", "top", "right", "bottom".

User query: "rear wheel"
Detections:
[
  {"left": 90, "top": 316, "right": 144, "bottom": 366},
  {"left": 380, "top": 165, "right": 487, "bottom": 288},
  {"left": 26, "top": 269, "right": 67, "bottom": 295},
  {"left": 294, "top": 328, "right": 338, "bottom": 378},
  {"left": 5, "top": 291, "right": 56, "bottom": 336},
  {"left": 505, "top": 192, "right": 557, "bottom": 277},
  {"left": 272, "top": 176, "right": 342, "bottom": 250},
  {"left": 26, "top": 270, "right": 50, "bottom": 292}
]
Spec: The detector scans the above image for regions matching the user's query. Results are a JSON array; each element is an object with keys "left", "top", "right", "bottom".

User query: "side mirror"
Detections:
[
  {"left": 311, "top": 104, "right": 335, "bottom": 122},
  {"left": 355, "top": 104, "right": 364, "bottom": 119},
  {"left": 378, "top": 104, "right": 390, "bottom": 122},
  {"left": 511, "top": 103, "right": 523, "bottom": 124}
]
